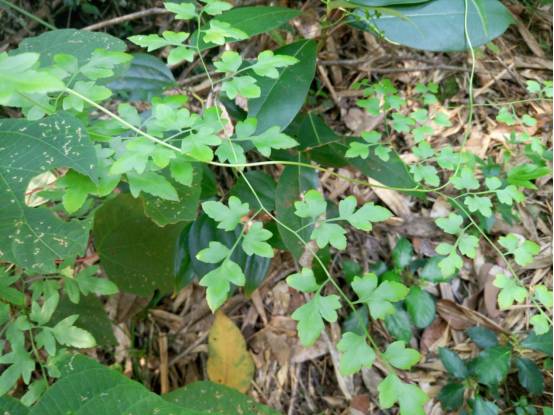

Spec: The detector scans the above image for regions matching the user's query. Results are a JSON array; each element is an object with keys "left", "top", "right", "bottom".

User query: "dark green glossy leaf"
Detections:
[
  {"left": 50, "top": 295, "right": 116, "bottom": 347},
  {"left": 0, "top": 396, "right": 28, "bottom": 415},
  {"left": 108, "top": 53, "right": 175, "bottom": 101},
  {"left": 29, "top": 355, "right": 197, "bottom": 415},
  {"left": 275, "top": 163, "right": 319, "bottom": 259},
  {"left": 471, "top": 397, "right": 499, "bottom": 415},
  {"left": 0, "top": 113, "right": 97, "bottom": 273},
  {"left": 164, "top": 381, "right": 280, "bottom": 414},
  {"left": 437, "top": 382, "right": 465, "bottom": 411},
  {"left": 342, "top": 306, "right": 369, "bottom": 337},
  {"left": 230, "top": 170, "right": 276, "bottom": 211},
  {"left": 194, "top": 6, "right": 300, "bottom": 50},
  {"left": 466, "top": 326, "right": 498, "bottom": 349},
  {"left": 16, "top": 29, "right": 126, "bottom": 65},
  {"left": 419, "top": 256, "right": 456, "bottom": 283},
  {"left": 392, "top": 237, "right": 413, "bottom": 269},
  {"left": 342, "top": 259, "right": 362, "bottom": 284},
  {"left": 350, "top": 0, "right": 513, "bottom": 52},
  {"left": 186, "top": 214, "right": 270, "bottom": 295},
  {"left": 468, "top": 346, "right": 511, "bottom": 386},
  {"left": 515, "top": 357, "right": 544, "bottom": 395},
  {"left": 292, "top": 113, "right": 416, "bottom": 190},
  {"left": 439, "top": 348, "right": 468, "bottom": 379},
  {"left": 143, "top": 166, "right": 202, "bottom": 226},
  {"left": 384, "top": 305, "right": 412, "bottom": 342},
  {"left": 522, "top": 328, "right": 553, "bottom": 357},
  {"left": 93, "top": 194, "right": 185, "bottom": 297},
  {"left": 249, "top": 40, "right": 316, "bottom": 133},
  {"left": 405, "top": 286, "right": 435, "bottom": 328}
]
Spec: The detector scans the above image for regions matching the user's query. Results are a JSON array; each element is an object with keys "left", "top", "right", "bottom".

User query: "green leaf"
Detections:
[
  {"left": 0, "top": 350, "right": 35, "bottom": 396},
  {"left": 392, "top": 238, "right": 413, "bottom": 269},
  {"left": 16, "top": 29, "right": 126, "bottom": 66},
  {"left": 202, "top": 196, "right": 250, "bottom": 231},
  {"left": 337, "top": 332, "right": 375, "bottom": 375},
  {"left": 127, "top": 171, "right": 179, "bottom": 201},
  {"left": 464, "top": 196, "right": 493, "bottom": 217},
  {"left": 522, "top": 328, "right": 553, "bottom": 356},
  {"left": 167, "top": 46, "right": 195, "bottom": 65},
  {"left": 438, "top": 252, "right": 463, "bottom": 278},
  {"left": 0, "top": 113, "right": 97, "bottom": 273},
  {"left": 197, "top": 241, "right": 230, "bottom": 263},
  {"left": 459, "top": 234, "right": 479, "bottom": 259},
  {"left": 405, "top": 286, "right": 435, "bottom": 329},
  {"left": 165, "top": 380, "right": 280, "bottom": 414},
  {"left": 200, "top": 260, "right": 245, "bottom": 311},
  {"left": 384, "top": 340, "right": 421, "bottom": 370},
  {"left": 411, "top": 164, "right": 439, "bottom": 187},
  {"left": 0, "top": 396, "right": 29, "bottom": 415},
  {"left": 311, "top": 223, "right": 346, "bottom": 250},
  {"left": 515, "top": 357, "right": 544, "bottom": 395},
  {"left": 378, "top": 374, "right": 429, "bottom": 415},
  {"left": 286, "top": 268, "right": 319, "bottom": 293},
  {"left": 203, "top": 20, "right": 247, "bottom": 45},
  {"left": 350, "top": 0, "right": 513, "bottom": 52},
  {"left": 439, "top": 348, "right": 468, "bottom": 379},
  {"left": 498, "top": 233, "right": 540, "bottom": 266},
  {"left": 507, "top": 164, "right": 551, "bottom": 189},
  {"left": 466, "top": 326, "right": 498, "bottom": 349},
  {"left": 435, "top": 213, "right": 463, "bottom": 235},
  {"left": 339, "top": 196, "right": 392, "bottom": 231},
  {"left": 248, "top": 40, "right": 316, "bottom": 133},
  {"left": 248, "top": 126, "right": 298, "bottom": 157},
  {"left": 242, "top": 222, "right": 273, "bottom": 257},
  {"left": 164, "top": 2, "right": 197, "bottom": 19},
  {"left": 496, "top": 107, "right": 517, "bottom": 125},
  {"left": 496, "top": 185, "right": 524, "bottom": 205},
  {"left": 294, "top": 190, "right": 327, "bottom": 219},
  {"left": 468, "top": 345, "right": 511, "bottom": 386},
  {"left": 214, "top": 50, "right": 242, "bottom": 73},
  {"left": 52, "top": 315, "right": 96, "bottom": 348},
  {"left": 93, "top": 194, "right": 185, "bottom": 296},
  {"left": 384, "top": 306, "right": 413, "bottom": 342},
  {"left": 472, "top": 397, "right": 500, "bottom": 415},
  {"left": 222, "top": 76, "right": 260, "bottom": 99},
  {"left": 251, "top": 50, "right": 299, "bottom": 78},
  {"left": 530, "top": 314, "right": 550, "bottom": 335},
  {"left": 450, "top": 167, "right": 480, "bottom": 190},
  {"left": 352, "top": 273, "right": 409, "bottom": 320},
  {"left": 534, "top": 285, "right": 553, "bottom": 308},
  {"left": 229, "top": 170, "right": 276, "bottom": 211},
  {"left": 291, "top": 294, "right": 341, "bottom": 346},
  {"left": 202, "top": 0, "right": 232, "bottom": 16},
  {"left": 437, "top": 382, "right": 465, "bottom": 411},
  {"left": 493, "top": 273, "right": 527, "bottom": 309}
]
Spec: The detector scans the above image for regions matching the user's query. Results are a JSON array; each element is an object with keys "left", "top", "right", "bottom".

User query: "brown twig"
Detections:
[{"left": 83, "top": 8, "right": 170, "bottom": 31}]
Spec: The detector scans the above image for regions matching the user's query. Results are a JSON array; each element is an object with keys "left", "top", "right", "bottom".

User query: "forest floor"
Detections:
[{"left": 1, "top": 1, "right": 552, "bottom": 414}]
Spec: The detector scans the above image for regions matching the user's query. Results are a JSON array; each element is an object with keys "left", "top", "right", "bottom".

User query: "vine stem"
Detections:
[{"left": 0, "top": 0, "right": 57, "bottom": 30}]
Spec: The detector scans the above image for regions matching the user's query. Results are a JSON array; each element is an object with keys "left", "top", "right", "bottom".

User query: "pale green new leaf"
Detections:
[
  {"left": 464, "top": 195, "right": 493, "bottom": 217},
  {"left": 203, "top": 20, "right": 247, "bottom": 45},
  {"left": 286, "top": 268, "right": 319, "bottom": 293},
  {"left": 294, "top": 190, "right": 327, "bottom": 219},
  {"left": 435, "top": 213, "right": 463, "bottom": 235},
  {"left": 378, "top": 374, "right": 429, "bottom": 415},
  {"left": 458, "top": 234, "right": 479, "bottom": 259},
  {"left": 493, "top": 273, "right": 528, "bottom": 309},
  {"left": 248, "top": 126, "right": 298, "bottom": 157},
  {"left": 498, "top": 233, "right": 540, "bottom": 266},
  {"left": 127, "top": 171, "right": 179, "bottom": 201},
  {"left": 291, "top": 294, "right": 341, "bottom": 346},
  {"left": 242, "top": 222, "right": 273, "bottom": 257},
  {"left": 251, "top": 50, "right": 299, "bottom": 78},
  {"left": 337, "top": 332, "right": 375, "bottom": 375},
  {"left": 384, "top": 341, "right": 421, "bottom": 370},
  {"left": 339, "top": 196, "right": 392, "bottom": 231},
  {"left": 202, "top": 196, "right": 250, "bottom": 231},
  {"left": 450, "top": 167, "right": 479, "bottom": 190},
  {"left": 196, "top": 241, "right": 230, "bottom": 263},
  {"left": 352, "top": 273, "right": 409, "bottom": 320},
  {"left": 199, "top": 260, "right": 245, "bottom": 311},
  {"left": 214, "top": 51, "right": 242, "bottom": 73},
  {"left": 52, "top": 315, "right": 96, "bottom": 348},
  {"left": 221, "top": 76, "right": 260, "bottom": 99}
]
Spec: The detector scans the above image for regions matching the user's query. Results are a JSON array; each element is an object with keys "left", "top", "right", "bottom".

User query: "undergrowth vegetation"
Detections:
[{"left": 0, "top": 0, "right": 551, "bottom": 414}]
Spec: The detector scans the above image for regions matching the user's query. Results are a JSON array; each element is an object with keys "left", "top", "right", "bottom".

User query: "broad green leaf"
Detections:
[
  {"left": 0, "top": 396, "right": 29, "bottom": 415},
  {"left": 202, "top": 196, "right": 250, "bottom": 231},
  {"left": 405, "top": 286, "right": 435, "bottom": 329},
  {"left": 351, "top": 0, "right": 513, "bottom": 52},
  {"left": 248, "top": 40, "right": 316, "bottom": 133},
  {"left": 383, "top": 340, "right": 421, "bottom": 370},
  {"left": 0, "top": 113, "right": 97, "bottom": 273},
  {"left": 16, "top": 29, "right": 126, "bottom": 66},
  {"left": 337, "top": 332, "right": 375, "bottom": 375},
  {"left": 378, "top": 374, "right": 429, "bottom": 415},
  {"left": 468, "top": 345, "right": 511, "bottom": 386},
  {"left": 521, "top": 328, "right": 553, "bottom": 356},
  {"left": 165, "top": 381, "right": 279, "bottom": 414},
  {"left": 466, "top": 326, "right": 498, "bottom": 349},
  {"left": 472, "top": 397, "right": 500, "bottom": 415},
  {"left": 515, "top": 357, "right": 544, "bottom": 395},
  {"left": 93, "top": 194, "right": 185, "bottom": 296},
  {"left": 291, "top": 294, "right": 341, "bottom": 346},
  {"left": 286, "top": 268, "right": 319, "bottom": 293},
  {"left": 29, "top": 355, "right": 195, "bottom": 415},
  {"left": 242, "top": 222, "right": 273, "bottom": 257},
  {"left": 493, "top": 273, "right": 528, "bottom": 309},
  {"left": 438, "top": 348, "right": 468, "bottom": 379},
  {"left": 229, "top": 170, "right": 276, "bottom": 211},
  {"left": 437, "top": 382, "right": 465, "bottom": 411}
]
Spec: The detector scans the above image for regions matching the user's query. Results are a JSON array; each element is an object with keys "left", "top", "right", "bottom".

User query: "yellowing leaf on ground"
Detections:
[{"left": 207, "top": 310, "right": 254, "bottom": 392}]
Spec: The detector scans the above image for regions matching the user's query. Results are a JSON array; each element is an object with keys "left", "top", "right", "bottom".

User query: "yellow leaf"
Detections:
[{"left": 207, "top": 310, "right": 254, "bottom": 393}]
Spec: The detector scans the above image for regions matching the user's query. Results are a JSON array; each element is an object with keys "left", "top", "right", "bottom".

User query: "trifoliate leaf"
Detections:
[
  {"left": 410, "top": 164, "right": 440, "bottom": 187},
  {"left": 181, "top": 129, "right": 222, "bottom": 162},
  {"left": 286, "top": 268, "right": 319, "bottom": 293},
  {"left": 530, "top": 314, "right": 550, "bottom": 335},
  {"left": 127, "top": 171, "right": 179, "bottom": 201},
  {"left": 339, "top": 196, "right": 392, "bottom": 232},
  {"left": 203, "top": 20, "right": 247, "bottom": 45},
  {"left": 498, "top": 233, "right": 540, "bottom": 266},
  {"left": 412, "top": 125, "right": 434, "bottom": 143},
  {"left": 361, "top": 130, "right": 381, "bottom": 144},
  {"left": 485, "top": 176, "right": 502, "bottom": 190},
  {"left": 164, "top": 2, "right": 197, "bottom": 19},
  {"left": 458, "top": 234, "right": 479, "bottom": 259},
  {"left": 374, "top": 145, "right": 391, "bottom": 161},
  {"left": 345, "top": 141, "right": 370, "bottom": 159},
  {"left": 337, "top": 332, "right": 375, "bottom": 375},
  {"left": 167, "top": 46, "right": 195, "bottom": 65},
  {"left": 450, "top": 167, "right": 479, "bottom": 190},
  {"left": 534, "top": 285, "right": 553, "bottom": 308},
  {"left": 216, "top": 140, "right": 247, "bottom": 165},
  {"left": 248, "top": 126, "right": 298, "bottom": 157},
  {"left": 251, "top": 50, "right": 299, "bottom": 79},
  {"left": 200, "top": 260, "right": 245, "bottom": 311},
  {"left": 214, "top": 51, "right": 242, "bottom": 73},
  {"left": 433, "top": 112, "right": 452, "bottom": 127},
  {"left": 438, "top": 252, "right": 463, "bottom": 277},
  {"left": 435, "top": 213, "right": 463, "bottom": 235},
  {"left": 294, "top": 190, "right": 327, "bottom": 219},
  {"left": 242, "top": 222, "right": 273, "bottom": 257},
  {"left": 196, "top": 241, "right": 230, "bottom": 263},
  {"left": 496, "top": 185, "right": 524, "bottom": 205},
  {"left": 291, "top": 294, "right": 341, "bottom": 346},
  {"left": 222, "top": 76, "right": 260, "bottom": 99},
  {"left": 378, "top": 374, "right": 429, "bottom": 415},
  {"left": 201, "top": 0, "right": 232, "bottom": 15},
  {"left": 80, "top": 49, "right": 132, "bottom": 80},
  {"left": 496, "top": 107, "right": 517, "bottom": 125},
  {"left": 391, "top": 113, "right": 416, "bottom": 133},
  {"left": 352, "top": 273, "right": 409, "bottom": 320},
  {"left": 493, "top": 273, "right": 527, "bottom": 309},
  {"left": 202, "top": 196, "right": 250, "bottom": 231},
  {"left": 384, "top": 341, "right": 421, "bottom": 370},
  {"left": 437, "top": 146, "right": 460, "bottom": 170},
  {"left": 464, "top": 195, "right": 493, "bottom": 217},
  {"left": 311, "top": 223, "right": 347, "bottom": 250},
  {"left": 413, "top": 141, "right": 434, "bottom": 159}
]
